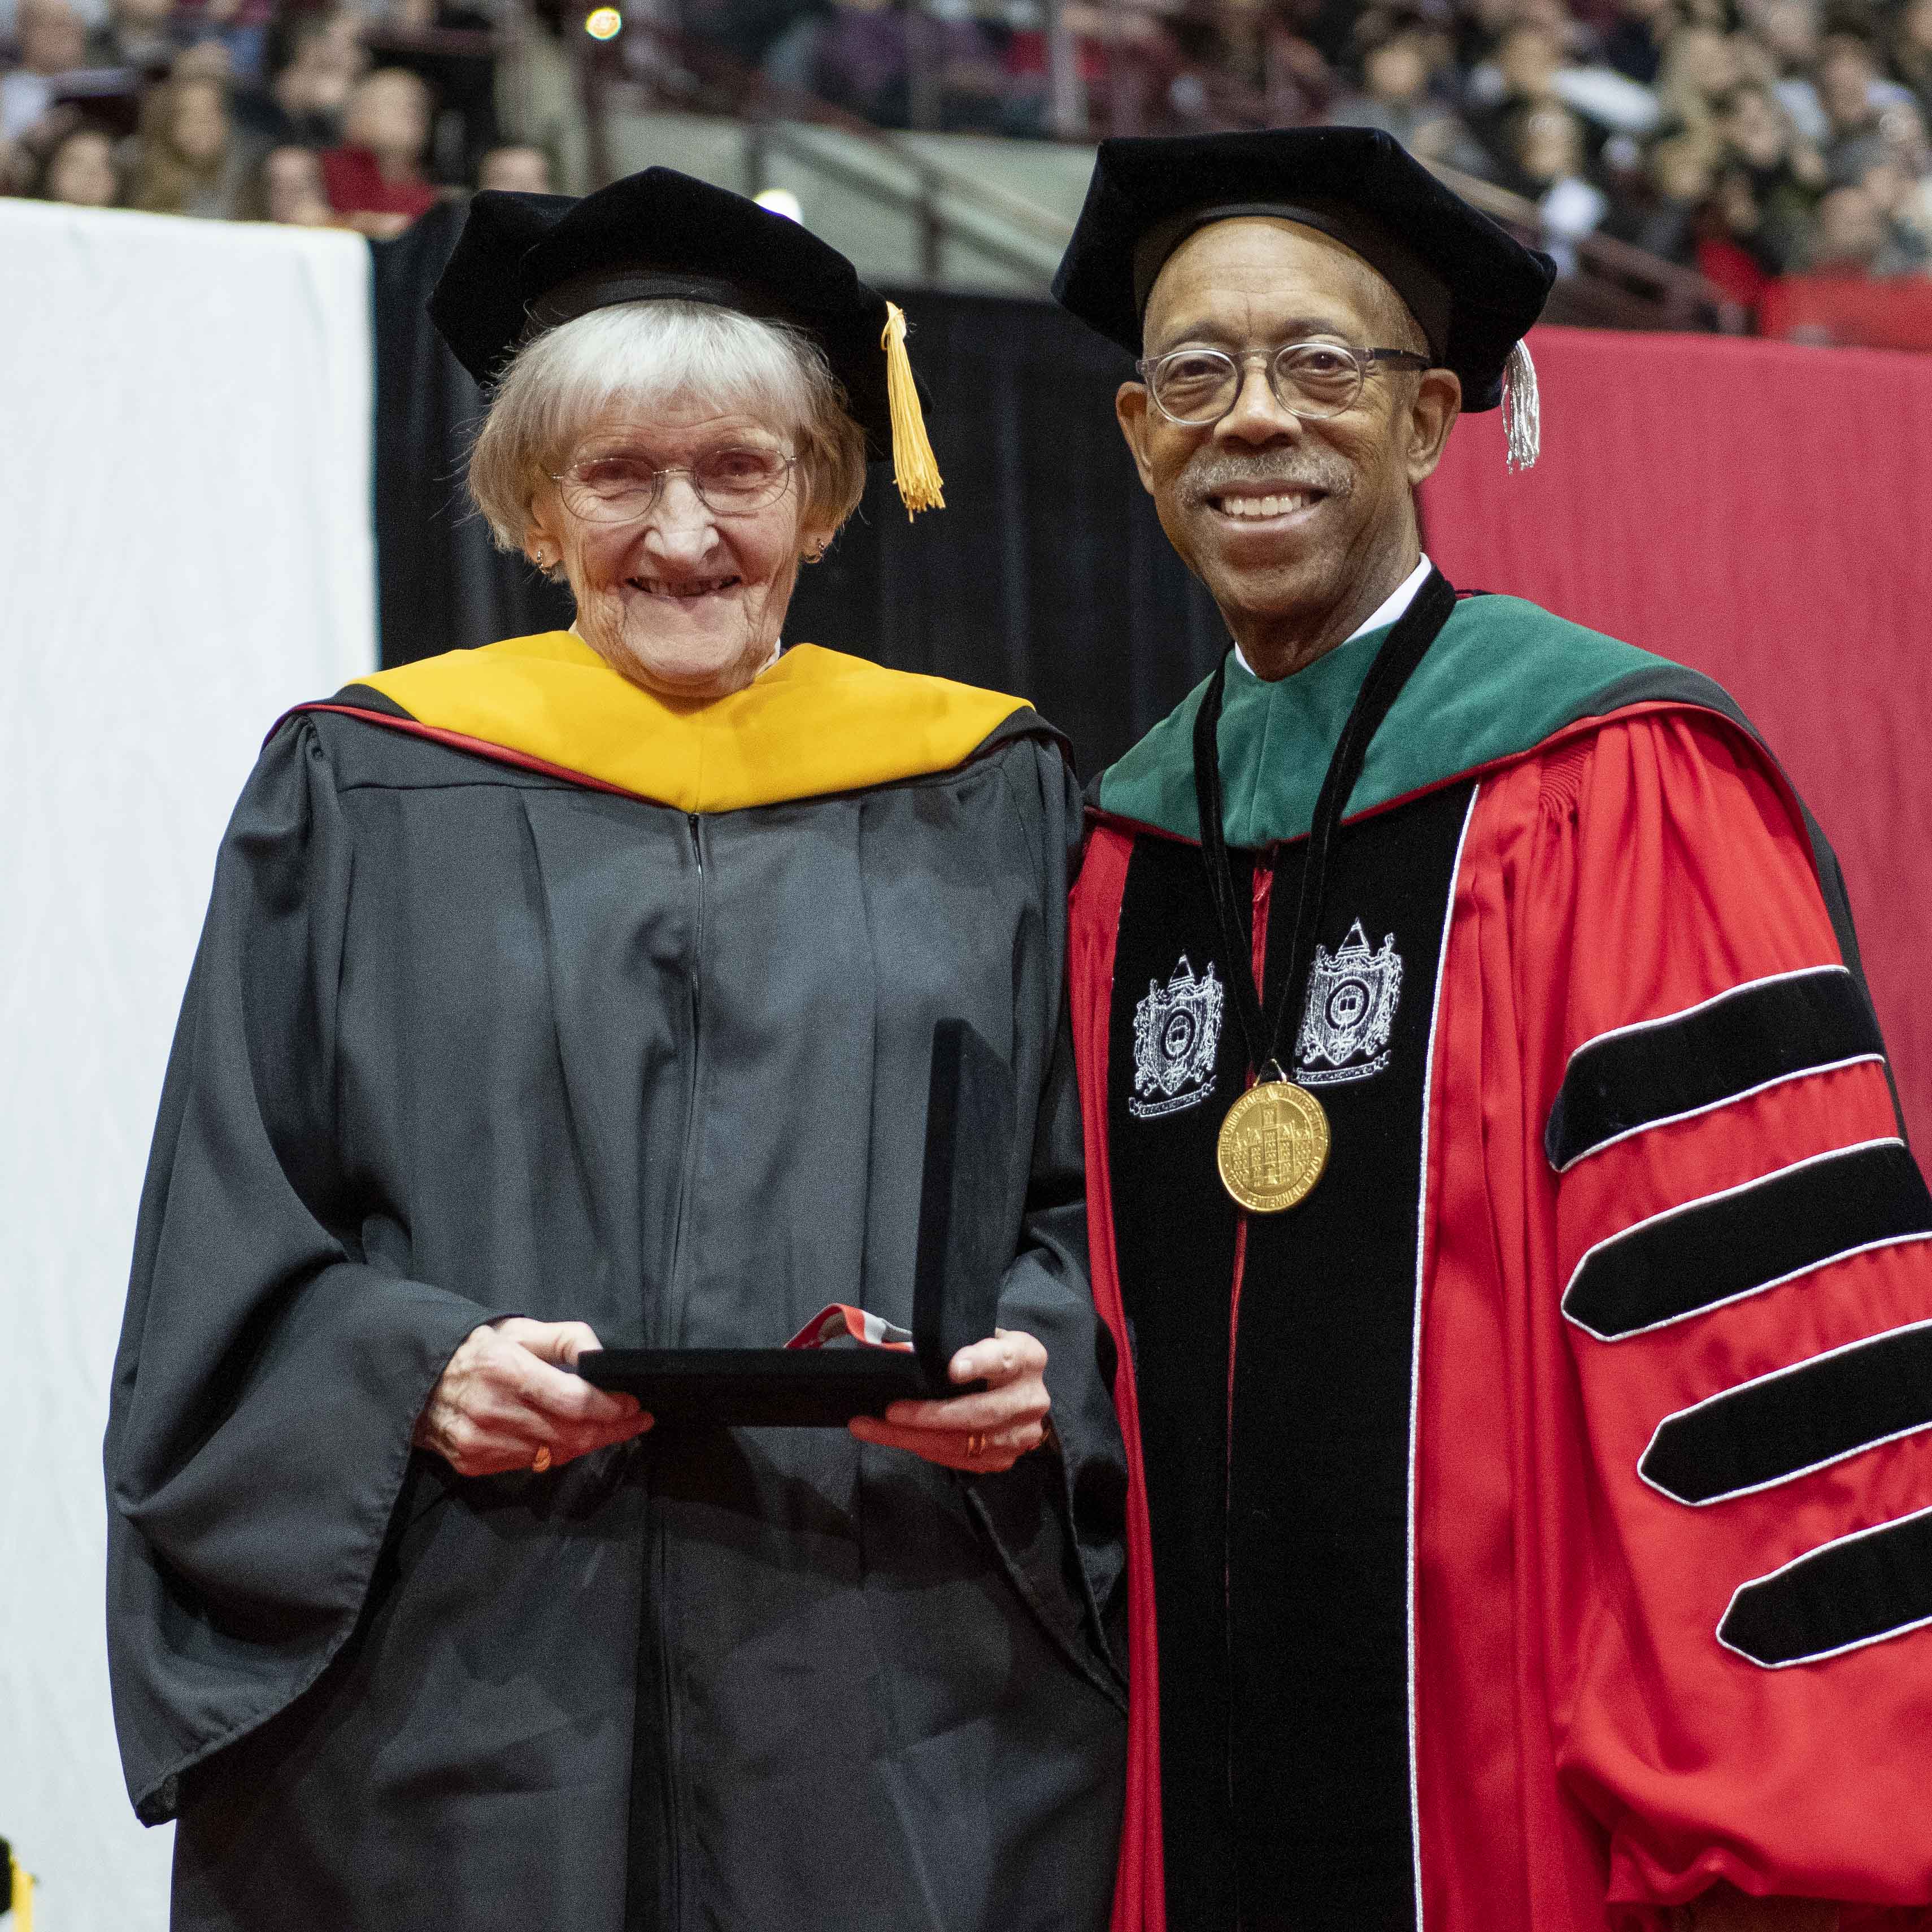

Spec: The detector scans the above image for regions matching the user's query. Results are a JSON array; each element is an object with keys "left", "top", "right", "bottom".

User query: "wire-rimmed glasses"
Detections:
[
  {"left": 549, "top": 444, "right": 800, "bottom": 523},
  {"left": 1135, "top": 342, "right": 1434, "bottom": 427}
]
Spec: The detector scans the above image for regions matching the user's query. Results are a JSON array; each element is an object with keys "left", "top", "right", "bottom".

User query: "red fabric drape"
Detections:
[{"left": 1420, "top": 324, "right": 1932, "bottom": 1147}]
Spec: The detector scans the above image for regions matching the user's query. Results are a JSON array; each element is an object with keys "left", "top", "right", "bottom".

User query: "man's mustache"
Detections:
[{"left": 1178, "top": 455, "right": 1354, "bottom": 510}]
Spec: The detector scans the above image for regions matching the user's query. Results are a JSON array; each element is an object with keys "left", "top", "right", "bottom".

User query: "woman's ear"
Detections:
[
  {"left": 798, "top": 513, "right": 838, "bottom": 564},
  {"left": 524, "top": 487, "right": 567, "bottom": 576}
]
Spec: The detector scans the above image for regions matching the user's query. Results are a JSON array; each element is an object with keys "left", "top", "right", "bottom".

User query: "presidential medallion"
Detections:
[{"left": 1215, "top": 1078, "right": 1330, "bottom": 1214}]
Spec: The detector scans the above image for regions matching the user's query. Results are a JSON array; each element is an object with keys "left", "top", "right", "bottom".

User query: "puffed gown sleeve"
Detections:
[
  {"left": 1500, "top": 711, "right": 1932, "bottom": 1920},
  {"left": 103, "top": 717, "right": 516, "bottom": 1825}
]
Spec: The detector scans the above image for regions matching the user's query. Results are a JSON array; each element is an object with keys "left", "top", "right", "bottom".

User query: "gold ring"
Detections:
[
  {"left": 531, "top": 1444, "right": 553, "bottom": 1474},
  {"left": 965, "top": 1431, "right": 986, "bottom": 1458}
]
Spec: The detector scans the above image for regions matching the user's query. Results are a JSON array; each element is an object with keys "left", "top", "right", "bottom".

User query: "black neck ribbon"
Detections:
[{"left": 1190, "top": 564, "right": 1459, "bottom": 1085}]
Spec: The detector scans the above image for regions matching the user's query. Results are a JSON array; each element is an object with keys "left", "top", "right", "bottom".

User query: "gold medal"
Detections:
[{"left": 1216, "top": 1078, "right": 1330, "bottom": 1214}]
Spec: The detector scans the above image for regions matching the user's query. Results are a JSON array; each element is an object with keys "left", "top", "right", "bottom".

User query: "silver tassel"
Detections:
[{"left": 1502, "top": 338, "right": 1540, "bottom": 472}]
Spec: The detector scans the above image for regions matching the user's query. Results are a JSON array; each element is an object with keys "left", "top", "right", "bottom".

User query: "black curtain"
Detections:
[
  {"left": 371, "top": 201, "right": 576, "bottom": 663},
  {"left": 371, "top": 238, "right": 1227, "bottom": 777}
]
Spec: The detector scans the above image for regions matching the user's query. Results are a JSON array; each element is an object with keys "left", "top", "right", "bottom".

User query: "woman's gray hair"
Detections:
[{"left": 468, "top": 300, "right": 869, "bottom": 554}]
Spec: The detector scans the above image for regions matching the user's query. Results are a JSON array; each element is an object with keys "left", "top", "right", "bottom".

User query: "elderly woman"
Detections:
[{"left": 105, "top": 169, "right": 1126, "bottom": 1931}]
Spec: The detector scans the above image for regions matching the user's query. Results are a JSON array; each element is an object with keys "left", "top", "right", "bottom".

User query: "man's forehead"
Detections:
[{"left": 1142, "top": 219, "right": 1398, "bottom": 346}]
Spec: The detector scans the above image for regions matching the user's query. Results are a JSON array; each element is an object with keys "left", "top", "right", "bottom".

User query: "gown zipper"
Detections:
[
  {"left": 656, "top": 810, "right": 707, "bottom": 1928},
  {"left": 664, "top": 813, "right": 706, "bottom": 1311}
]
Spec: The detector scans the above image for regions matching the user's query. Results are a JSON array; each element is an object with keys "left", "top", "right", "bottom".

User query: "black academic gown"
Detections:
[{"left": 105, "top": 639, "right": 1128, "bottom": 1932}]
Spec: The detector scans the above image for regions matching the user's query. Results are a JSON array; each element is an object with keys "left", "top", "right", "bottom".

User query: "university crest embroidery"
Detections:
[
  {"left": 1130, "top": 955, "right": 1224, "bottom": 1119},
  {"left": 1295, "top": 920, "right": 1403, "bottom": 1087}
]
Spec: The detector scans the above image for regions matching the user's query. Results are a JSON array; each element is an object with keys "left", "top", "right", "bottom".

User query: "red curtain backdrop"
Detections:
[{"left": 1421, "top": 325, "right": 1932, "bottom": 1147}]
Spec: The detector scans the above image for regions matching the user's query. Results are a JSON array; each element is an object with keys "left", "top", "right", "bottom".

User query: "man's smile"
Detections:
[{"left": 1208, "top": 485, "right": 1328, "bottom": 522}]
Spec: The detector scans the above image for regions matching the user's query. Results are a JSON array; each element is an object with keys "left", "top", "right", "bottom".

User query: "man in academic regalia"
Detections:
[{"left": 1053, "top": 125, "right": 1932, "bottom": 1932}]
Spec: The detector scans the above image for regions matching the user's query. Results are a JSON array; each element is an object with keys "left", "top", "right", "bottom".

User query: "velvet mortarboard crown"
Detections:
[
  {"left": 1052, "top": 127, "right": 1557, "bottom": 459},
  {"left": 429, "top": 167, "right": 943, "bottom": 515}
]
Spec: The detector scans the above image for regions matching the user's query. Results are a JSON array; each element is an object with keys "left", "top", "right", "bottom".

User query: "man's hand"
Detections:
[
  {"left": 413, "top": 1318, "right": 652, "bottom": 1476},
  {"left": 848, "top": 1328, "right": 1051, "bottom": 1472}
]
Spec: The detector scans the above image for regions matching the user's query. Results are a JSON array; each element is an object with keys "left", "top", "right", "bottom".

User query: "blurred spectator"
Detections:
[
  {"left": 1833, "top": 129, "right": 1932, "bottom": 268},
  {"left": 1804, "top": 177, "right": 1885, "bottom": 268},
  {"left": 1466, "top": 20, "right": 1564, "bottom": 182},
  {"left": 1601, "top": 0, "right": 1672, "bottom": 87},
  {"left": 365, "top": 0, "right": 502, "bottom": 184},
  {"left": 1747, "top": 0, "right": 1827, "bottom": 140},
  {"left": 1815, "top": 33, "right": 1894, "bottom": 172},
  {"left": 127, "top": 71, "right": 258, "bottom": 214},
  {"left": 476, "top": 138, "right": 551, "bottom": 191},
  {"left": 320, "top": 62, "right": 437, "bottom": 234},
  {"left": 690, "top": 0, "right": 832, "bottom": 77},
  {"left": 1712, "top": 81, "right": 1825, "bottom": 271},
  {"left": 1513, "top": 98, "right": 1608, "bottom": 268},
  {"left": 3, "top": 0, "right": 92, "bottom": 138},
  {"left": 1467, "top": 19, "right": 1656, "bottom": 189},
  {"left": 1656, "top": 23, "right": 1744, "bottom": 142},
  {"left": 1895, "top": 0, "right": 1932, "bottom": 121},
  {"left": 1328, "top": 19, "right": 1492, "bottom": 172},
  {"left": 84, "top": 0, "right": 176, "bottom": 73},
  {"left": 811, "top": 0, "right": 1007, "bottom": 132},
  {"left": 29, "top": 107, "right": 116, "bottom": 195},
  {"left": 1602, "top": 128, "right": 1718, "bottom": 262},
  {"left": 230, "top": 5, "right": 364, "bottom": 148},
  {"left": 239, "top": 136, "right": 335, "bottom": 219}
]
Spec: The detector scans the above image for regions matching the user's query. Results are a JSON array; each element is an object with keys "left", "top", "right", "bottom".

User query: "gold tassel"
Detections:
[
  {"left": 881, "top": 302, "right": 945, "bottom": 519},
  {"left": 10, "top": 1850, "right": 34, "bottom": 1932}
]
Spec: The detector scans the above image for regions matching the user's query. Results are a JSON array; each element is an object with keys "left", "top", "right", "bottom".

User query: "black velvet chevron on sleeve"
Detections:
[
  {"left": 1545, "top": 966, "right": 1885, "bottom": 1172},
  {"left": 1642, "top": 1320, "right": 1932, "bottom": 1505},
  {"left": 1720, "top": 1506, "right": 1932, "bottom": 1667},
  {"left": 1562, "top": 1140, "right": 1932, "bottom": 1342}
]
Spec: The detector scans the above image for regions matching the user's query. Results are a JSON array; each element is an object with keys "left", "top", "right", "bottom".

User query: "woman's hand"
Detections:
[
  {"left": 413, "top": 1318, "right": 653, "bottom": 1477},
  {"left": 848, "top": 1329, "right": 1051, "bottom": 1473}
]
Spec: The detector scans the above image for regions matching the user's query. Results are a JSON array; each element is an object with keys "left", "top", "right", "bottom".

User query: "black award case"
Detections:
[{"left": 575, "top": 1017, "right": 1017, "bottom": 1426}]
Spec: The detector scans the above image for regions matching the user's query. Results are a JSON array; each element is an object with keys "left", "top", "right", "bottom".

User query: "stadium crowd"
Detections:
[
  {"left": 0, "top": 0, "right": 551, "bottom": 228},
  {"left": 699, "top": 0, "right": 1932, "bottom": 299},
  {"left": 6, "top": 0, "right": 1932, "bottom": 310}
]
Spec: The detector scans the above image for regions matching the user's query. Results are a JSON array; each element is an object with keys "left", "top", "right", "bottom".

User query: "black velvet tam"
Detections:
[
  {"left": 1051, "top": 127, "right": 1556, "bottom": 412},
  {"left": 428, "top": 167, "right": 903, "bottom": 456}
]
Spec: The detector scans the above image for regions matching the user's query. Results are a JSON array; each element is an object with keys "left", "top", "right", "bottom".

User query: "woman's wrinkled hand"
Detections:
[
  {"left": 847, "top": 1328, "right": 1051, "bottom": 1473},
  {"left": 413, "top": 1318, "right": 654, "bottom": 1477}
]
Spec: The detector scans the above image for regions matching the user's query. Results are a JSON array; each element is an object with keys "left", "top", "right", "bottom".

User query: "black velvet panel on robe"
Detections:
[
  {"left": 1106, "top": 781, "right": 1476, "bottom": 1932},
  {"left": 105, "top": 710, "right": 1127, "bottom": 1932}
]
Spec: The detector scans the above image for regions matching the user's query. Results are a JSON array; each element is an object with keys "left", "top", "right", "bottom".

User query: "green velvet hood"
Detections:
[{"left": 1095, "top": 593, "right": 1698, "bottom": 848}]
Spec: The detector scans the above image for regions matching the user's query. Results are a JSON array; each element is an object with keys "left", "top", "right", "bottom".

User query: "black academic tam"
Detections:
[
  {"left": 1051, "top": 127, "right": 1556, "bottom": 413},
  {"left": 429, "top": 167, "right": 906, "bottom": 458}
]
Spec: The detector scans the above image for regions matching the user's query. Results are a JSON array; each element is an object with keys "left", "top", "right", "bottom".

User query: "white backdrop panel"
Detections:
[{"left": 0, "top": 201, "right": 376, "bottom": 1931}]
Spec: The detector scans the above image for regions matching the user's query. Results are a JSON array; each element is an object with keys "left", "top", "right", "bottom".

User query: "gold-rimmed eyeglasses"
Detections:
[
  {"left": 549, "top": 444, "right": 800, "bottom": 523},
  {"left": 1135, "top": 342, "right": 1434, "bottom": 427}
]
